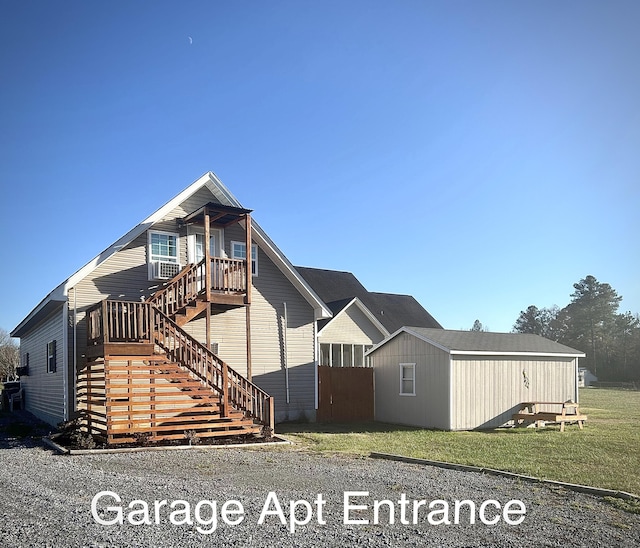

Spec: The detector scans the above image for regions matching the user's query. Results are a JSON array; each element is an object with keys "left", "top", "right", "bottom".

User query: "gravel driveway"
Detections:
[{"left": 0, "top": 414, "right": 638, "bottom": 547}]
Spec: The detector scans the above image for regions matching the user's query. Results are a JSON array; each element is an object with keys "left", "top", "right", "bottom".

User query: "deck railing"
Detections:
[
  {"left": 85, "top": 299, "right": 274, "bottom": 430},
  {"left": 147, "top": 257, "right": 247, "bottom": 317},
  {"left": 87, "top": 300, "right": 152, "bottom": 345}
]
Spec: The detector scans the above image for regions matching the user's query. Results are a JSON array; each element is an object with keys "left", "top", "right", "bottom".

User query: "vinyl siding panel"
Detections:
[
  {"left": 371, "top": 332, "right": 450, "bottom": 429},
  {"left": 69, "top": 189, "right": 226, "bottom": 366},
  {"left": 450, "top": 355, "right": 577, "bottom": 430},
  {"left": 67, "top": 198, "right": 315, "bottom": 423},
  {"left": 220, "top": 224, "right": 316, "bottom": 422},
  {"left": 319, "top": 306, "right": 386, "bottom": 346},
  {"left": 19, "top": 306, "right": 66, "bottom": 425}
]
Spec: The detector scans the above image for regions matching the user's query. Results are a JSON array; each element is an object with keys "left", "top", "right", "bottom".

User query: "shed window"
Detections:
[
  {"left": 47, "top": 340, "right": 57, "bottom": 373},
  {"left": 399, "top": 363, "right": 415, "bottom": 396}
]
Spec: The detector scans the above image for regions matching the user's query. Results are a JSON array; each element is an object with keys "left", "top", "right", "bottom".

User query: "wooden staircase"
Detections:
[{"left": 81, "top": 260, "right": 273, "bottom": 445}]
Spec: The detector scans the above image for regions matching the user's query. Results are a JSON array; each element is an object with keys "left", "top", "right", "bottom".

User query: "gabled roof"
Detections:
[
  {"left": 369, "top": 327, "right": 586, "bottom": 357},
  {"left": 295, "top": 266, "right": 442, "bottom": 334},
  {"left": 12, "top": 172, "right": 331, "bottom": 337},
  {"left": 318, "top": 297, "right": 389, "bottom": 338}
]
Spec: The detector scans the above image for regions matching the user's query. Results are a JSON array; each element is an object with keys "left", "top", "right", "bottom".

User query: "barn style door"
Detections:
[{"left": 317, "top": 366, "right": 374, "bottom": 422}]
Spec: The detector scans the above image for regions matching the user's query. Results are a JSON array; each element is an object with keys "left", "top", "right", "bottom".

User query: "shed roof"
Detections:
[
  {"left": 369, "top": 327, "right": 586, "bottom": 357},
  {"left": 295, "top": 267, "right": 442, "bottom": 333}
]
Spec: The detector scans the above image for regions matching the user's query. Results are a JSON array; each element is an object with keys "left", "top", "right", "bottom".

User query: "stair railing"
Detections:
[
  {"left": 146, "top": 260, "right": 206, "bottom": 317},
  {"left": 150, "top": 305, "right": 274, "bottom": 430}
]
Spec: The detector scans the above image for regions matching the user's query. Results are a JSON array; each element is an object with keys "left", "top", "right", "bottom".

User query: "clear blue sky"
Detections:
[{"left": 1, "top": 1, "right": 638, "bottom": 335}]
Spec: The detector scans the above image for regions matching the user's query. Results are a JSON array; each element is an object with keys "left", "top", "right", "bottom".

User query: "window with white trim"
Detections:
[
  {"left": 399, "top": 363, "right": 415, "bottom": 395},
  {"left": 319, "top": 343, "right": 372, "bottom": 367},
  {"left": 231, "top": 241, "right": 258, "bottom": 276},
  {"left": 148, "top": 230, "right": 180, "bottom": 279},
  {"left": 47, "top": 340, "right": 57, "bottom": 373}
]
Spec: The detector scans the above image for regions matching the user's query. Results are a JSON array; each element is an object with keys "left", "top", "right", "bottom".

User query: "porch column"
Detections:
[
  {"left": 204, "top": 210, "right": 211, "bottom": 303},
  {"left": 245, "top": 213, "right": 252, "bottom": 382}
]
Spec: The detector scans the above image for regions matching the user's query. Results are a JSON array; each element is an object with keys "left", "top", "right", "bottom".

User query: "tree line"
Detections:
[{"left": 513, "top": 275, "right": 640, "bottom": 383}]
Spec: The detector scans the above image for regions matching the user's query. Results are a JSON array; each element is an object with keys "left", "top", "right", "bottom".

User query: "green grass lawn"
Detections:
[{"left": 278, "top": 388, "right": 640, "bottom": 496}]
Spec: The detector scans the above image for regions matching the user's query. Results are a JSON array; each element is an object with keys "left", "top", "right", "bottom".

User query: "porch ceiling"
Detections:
[{"left": 181, "top": 202, "right": 253, "bottom": 227}]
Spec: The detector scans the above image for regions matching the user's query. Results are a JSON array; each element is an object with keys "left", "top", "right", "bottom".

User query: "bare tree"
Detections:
[{"left": 0, "top": 328, "right": 20, "bottom": 381}]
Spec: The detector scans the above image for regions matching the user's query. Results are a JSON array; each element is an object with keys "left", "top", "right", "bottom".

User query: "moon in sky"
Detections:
[{"left": 188, "top": 36, "right": 193, "bottom": 45}]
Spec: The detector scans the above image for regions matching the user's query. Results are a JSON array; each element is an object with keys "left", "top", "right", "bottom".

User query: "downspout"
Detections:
[
  {"left": 283, "top": 302, "right": 290, "bottom": 404},
  {"left": 62, "top": 301, "right": 69, "bottom": 421}
]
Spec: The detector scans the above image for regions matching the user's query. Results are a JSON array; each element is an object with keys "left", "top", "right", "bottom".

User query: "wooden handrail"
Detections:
[
  {"left": 87, "top": 300, "right": 151, "bottom": 345},
  {"left": 147, "top": 257, "right": 248, "bottom": 318},
  {"left": 151, "top": 305, "right": 273, "bottom": 429},
  {"left": 147, "top": 261, "right": 205, "bottom": 317},
  {"left": 86, "top": 297, "right": 273, "bottom": 429}
]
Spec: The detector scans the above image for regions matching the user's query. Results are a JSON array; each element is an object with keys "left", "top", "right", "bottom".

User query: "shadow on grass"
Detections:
[{"left": 277, "top": 420, "right": 568, "bottom": 437}]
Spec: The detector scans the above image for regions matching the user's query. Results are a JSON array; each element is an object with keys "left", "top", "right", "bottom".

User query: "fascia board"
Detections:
[
  {"left": 450, "top": 350, "right": 587, "bottom": 358},
  {"left": 206, "top": 171, "right": 331, "bottom": 320},
  {"left": 14, "top": 174, "right": 214, "bottom": 334},
  {"left": 14, "top": 171, "right": 332, "bottom": 335},
  {"left": 64, "top": 173, "right": 214, "bottom": 294},
  {"left": 365, "top": 326, "right": 450, "bottom": 356},
  {"left": 11, "top": 296, "right": 66, "bottom": 337},
  {"left": 318, "top": 297, "right": 389, "bottom": 337},
  {"left": 249, "top": 222, "right": 332, "bottom": 319}
]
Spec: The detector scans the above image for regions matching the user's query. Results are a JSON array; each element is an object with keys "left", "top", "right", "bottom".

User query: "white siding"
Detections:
[
  {"left": 319, "top": 305, "right": 386, "bottom": 346},
  {"left": 66, "top": 191, "right": 316, "bottom": 423},
  {"left": 450, "top": 355, "right": 577, "bottom": 430},
  {"left": 371, "top": 333, "right": 450, "bottom": 429},
  {"left": 19, "top": 306, "right": 66, "bottom": 425}
]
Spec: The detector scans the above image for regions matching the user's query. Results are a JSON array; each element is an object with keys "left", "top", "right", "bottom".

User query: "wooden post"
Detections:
[
  {"left": 102, "top": 300, "right": 109, "bottom": 343},
  {"left": 204, "top": 210, "right": 211, "bottom": 303},
  {"left": 246, "top": 306, "right": 252, "bottom": 382},
  {"left": 268, "top": 396, "right": 275, "bottom": 432},
  {"left": 86, "top": 360, "right": 92, "bottom": 435},
  {"left": 150, "top": 363, "right": 156, "bottom": 435},
  {"left": 222, "top": 360, "right": 229, "bottom": 418},
  {"left": 245, "top": 213, "right": 252, "bottom": 304},
  {"left": 105, "top": 358, "right": 113, "bottom": 445},
  {"left": 245, "top": 213, "right": 252, "bottom": 382},
  {"left": 206, "top": 305, "right": 211, "bottom": 351}
]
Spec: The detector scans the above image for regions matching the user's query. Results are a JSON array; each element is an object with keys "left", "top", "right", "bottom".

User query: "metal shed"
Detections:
[{"left": 368, "top": 327, "right": 585, "bottom": 430}]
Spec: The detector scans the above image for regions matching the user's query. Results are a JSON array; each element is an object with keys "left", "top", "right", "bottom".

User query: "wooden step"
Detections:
[
  {"left": 110, "top": 415, "right": 253, "bottom": 431},
  {"left": 106, "top": 406, "right": 226, "bottom": 418},
  {"left": 109, "top": 425, "right": 262, "bottom": 443},
  {"left": 174, "top": 299, "right": 209, "bottom": 327}
]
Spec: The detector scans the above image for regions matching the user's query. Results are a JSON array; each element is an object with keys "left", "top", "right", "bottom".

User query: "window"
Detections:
[
  {"left": 353, "top": 345, "right": 364, "bottom": 367},
  {"left": 399, "top": 363, "right": 415, "bottom": 396},
  {"left": 47, "top": 341, "right": 57, "bottom": 373},
  {"left": 187, "top": 228, "right": 222, "bottom": 264},
  {"left": 148, "top": 230, "right": 180, "bottom": 279},
  {"left": 231, "top": 241, "right": 258, "bottom": 276},
  {"left": 318, "top": 343, "right": 371, "bottom": 367},
  {"left": 320, "top": 343, "right": 331, "bottom": 366}
]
